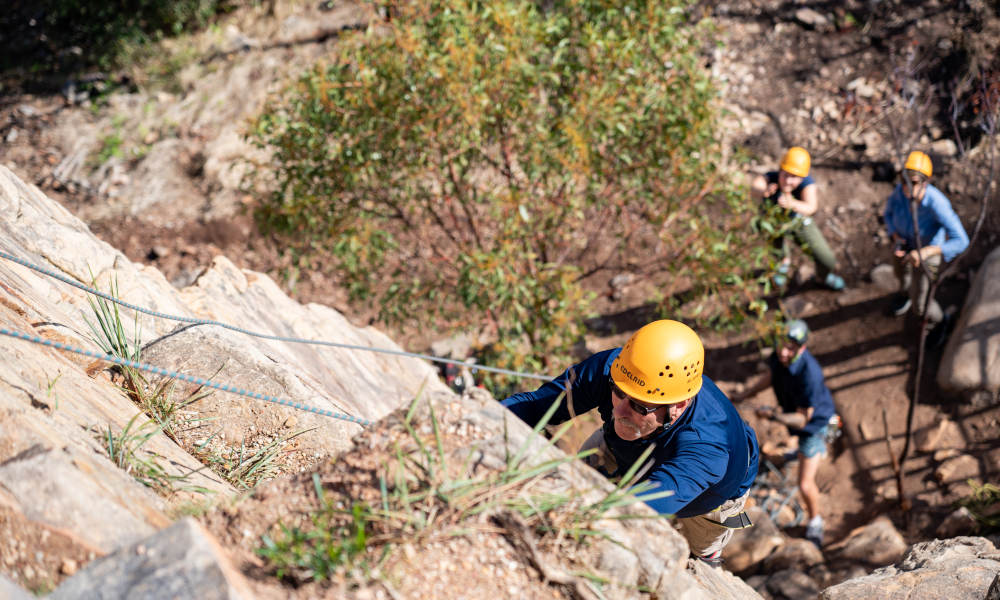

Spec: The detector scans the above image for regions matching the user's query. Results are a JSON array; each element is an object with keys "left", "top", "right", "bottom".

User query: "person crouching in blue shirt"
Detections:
[
  {"left": 502, "top": 320, "right": 759, "bottom": 566},
  {"left": 883, "top": 150, "right": 969, "bottom": 323},
  {"left": 732, "top": 319, "right": 837, "bottom": 548}
]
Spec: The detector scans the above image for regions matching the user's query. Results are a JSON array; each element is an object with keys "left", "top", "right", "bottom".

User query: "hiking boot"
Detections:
[
  {"left": 822, "top": 272, "right": 845, "bottom": 291},
  {"left": 805, "top": 517, "right": 824, "bottom": 548},
  {"left": 925, "top": 313, "right": 953, "bottom": 350},
  {"left": 772, "top": 262, "right": 790, "bottom": 290},
  {"left": 889, "top": 294, "right": 911, "bottom": 317}
]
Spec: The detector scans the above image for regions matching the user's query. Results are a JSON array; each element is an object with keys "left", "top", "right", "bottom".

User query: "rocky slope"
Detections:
[
  {"left": 2, "top": 155, "right": 999, "bottom": 599},
  {"left": 3, "top": 0, "right": 1000, "bottom": 597},
  {"left": 0, "top": 167, "right": 769, "bottom": 598}
]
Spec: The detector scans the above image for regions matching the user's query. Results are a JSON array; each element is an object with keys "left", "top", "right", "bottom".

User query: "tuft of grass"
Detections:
[
  {"left": 83, "top": 275, "right": 143, "bottom": 387},
  {"left": 194, "top": 428, "right": 315, "bottom": 490},
  {"left": 258, "top": 498, "right": 372, "bottom": 584},
  {"left": 46, "top": 372, "right": 63, "bottom": 410},
  {"left": 957, "top": 480, "right": 1000, "bottom": 532},
  {"left": 168, "top": 497, "right": 217, "bottom": 519},
  {"left": 98, "top": 412, "right": 207, "bottom": 495},
  {"left": 84, "top": 276, "right": 220, "bottom": 495},
  {"left": 256, "top": 391, "right": 673, "bottom": 588}
]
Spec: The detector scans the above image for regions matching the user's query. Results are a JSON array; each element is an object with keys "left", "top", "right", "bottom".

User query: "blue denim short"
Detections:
[{"left": 798, "top": 425, "right": 829, "bottom": 458}]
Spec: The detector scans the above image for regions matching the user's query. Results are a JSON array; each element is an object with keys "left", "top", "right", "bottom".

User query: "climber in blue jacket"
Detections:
[{"left": 502, "top": 320, "right": 759, "bottom": 565}]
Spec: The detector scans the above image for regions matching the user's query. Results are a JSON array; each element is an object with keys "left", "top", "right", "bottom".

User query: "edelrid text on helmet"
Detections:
[
  {"left": 780, "top": 147, "right": 811, "bottom": 178},
  {"left": 904, "top": 151, "right": 933, "bottom": 178},
  {"left": 610, "top": 320, "right": 704, "bottom": 405}
]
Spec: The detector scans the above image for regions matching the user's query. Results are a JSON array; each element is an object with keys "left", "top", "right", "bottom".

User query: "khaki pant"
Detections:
[
  {"left": 579, "top": 428, "right": 750, "bottom": 558},
  {"left": 891, "top": 248, "right": 943, "bottom": 323}
]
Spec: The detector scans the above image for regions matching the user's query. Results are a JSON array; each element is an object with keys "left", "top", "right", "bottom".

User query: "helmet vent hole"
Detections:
[
  {"left": 668, "top": 373, "right": 673, "bottom": 378},
  {"left": 659, "top": 371, "right": 663, "bottom": 376}
]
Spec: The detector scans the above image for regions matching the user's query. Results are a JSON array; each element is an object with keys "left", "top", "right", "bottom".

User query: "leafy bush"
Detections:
[{"left": 251, "top": 0, "right": 773, "bottom": 389}]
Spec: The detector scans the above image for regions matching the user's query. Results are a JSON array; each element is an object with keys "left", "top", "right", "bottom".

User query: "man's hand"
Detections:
[
  {"left": 776, "top": 193, "right": 795, "bottom": 210},
  {"left": 755, "top": 406, "right": 774, "bottom": 419},
  {"left": 765, "top": 182, "right": 779, "bottom": 197},
  {"left": 905, "top": 249, "right": 923, "bottom": 267}
]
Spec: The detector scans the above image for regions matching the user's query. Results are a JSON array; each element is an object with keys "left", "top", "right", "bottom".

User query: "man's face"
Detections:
[
  {"left": 904, "top": 175, "right": 927, "bottom": 201},
  {"left": 609, "top": 381, "right": 669, "bottom": 441},
  {"left": 778, "top": 170, "right": 803, "bottom": 193},
  {"left": 777, "top": 340, "right": 802, "bottom": 366}
]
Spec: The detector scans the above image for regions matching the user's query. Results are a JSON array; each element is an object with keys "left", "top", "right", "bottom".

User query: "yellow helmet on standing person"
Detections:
[
  {"left": 780, "top": 147, "right": 811, "bottom": 178},
  {"left": 904, "top": 151, "right": 933, "bottom": 178},
  {"left": 610, "top": 320, "right": 704, "bottom": 405}
]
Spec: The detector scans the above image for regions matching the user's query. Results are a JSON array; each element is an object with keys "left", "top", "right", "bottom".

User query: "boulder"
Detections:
[
  {"left": 0, "top": 574, "right": 33, "bottom": 600},
  {"left": 821, "top": 537, "right": 1000, "bottom": 600},
  {"left": 766, "top": 569, "right": 821, "bottom": 599},
  {"left": 938, "top": 246, "right": 1000, "bottom": 400},
  {"left": 794, "top": 8, "right": 830, "bottom": 29},
  {"left": 931, "top": 138, "right": 959, "bottom": 157},
  {"left": 988, "top": 572, "right": 1000, "bottom": 600},
  {"left": 763, "top": 538, "right": 825, "bottom": 572},
  {"left": 722, "top": 506, "right": 786, "bottom": 573},
  {"left": 914, "top": 418, "right": 964, "bottom": 454},
  {"left": 48, "top": 518, "right": 252, "bottom": 599},
  {"left": 826, "top": 516, "right": 907, "bottom": 567},
  {"left": 936, "top": 507, "right": 979, "bottom": 538},
  {"left": 0, "top": 445, "right": 163, "bottom": 552},
  {"left": 934, "top": 454, "right": 980, "bottom": 487},
  {"left": 870, "top": 263, "right": 898, "bottom": 292}
]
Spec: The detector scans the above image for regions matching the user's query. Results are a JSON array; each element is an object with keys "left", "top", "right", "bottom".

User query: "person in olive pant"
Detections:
[{"left": 750, "top": 146, "right": 846, "bottom": 291}]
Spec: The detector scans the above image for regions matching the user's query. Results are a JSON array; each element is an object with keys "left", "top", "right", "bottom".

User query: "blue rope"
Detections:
[
  {"left": 0, "top": 250, "right": 552, "bottom": 381},
  {"left": 0, "top": 327, "right": 372, "bottom": 427}
]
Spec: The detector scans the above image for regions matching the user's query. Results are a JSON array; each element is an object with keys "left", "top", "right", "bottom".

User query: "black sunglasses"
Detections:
[{"left": 609, "top": 378, "right": 659, "bottom": 416}]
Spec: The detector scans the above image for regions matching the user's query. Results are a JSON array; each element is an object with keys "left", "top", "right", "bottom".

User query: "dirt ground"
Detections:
[{"left": 2, "top": 0, "right": 1000, "bottom": 593}]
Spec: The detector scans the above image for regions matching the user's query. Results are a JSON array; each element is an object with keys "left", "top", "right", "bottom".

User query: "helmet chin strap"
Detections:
[{"left": 640, "top": 396, "right": 695, "bottom": 439}]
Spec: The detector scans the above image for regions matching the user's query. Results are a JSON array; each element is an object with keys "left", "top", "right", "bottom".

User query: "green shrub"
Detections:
[{"left": 251, "top": 0, "right": 773, "bottom": 389}]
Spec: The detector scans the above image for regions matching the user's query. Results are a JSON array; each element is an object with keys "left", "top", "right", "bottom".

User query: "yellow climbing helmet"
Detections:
[
  {"left": 780, "top": 146, "right": 811, "bottom": 178},
  {"left": 610, "top": 320, "right": 704, "bottom": 405},
  {"left": 904, "top": 151, "right": 933, "bottom": 178}
]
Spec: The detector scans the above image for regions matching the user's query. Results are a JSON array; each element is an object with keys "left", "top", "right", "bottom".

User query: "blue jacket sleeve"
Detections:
[
  {"left": 501, "top": 350, "right": 616, "bottom": 427},
  {"left": 930, "top": 189, "right": 969, "bottom": 262},
  {"left": 801, "top": 372, "right": 832, "bottom": 436},
  {"left": 632, "top": 430, "right": 729, "bottom": 518}
]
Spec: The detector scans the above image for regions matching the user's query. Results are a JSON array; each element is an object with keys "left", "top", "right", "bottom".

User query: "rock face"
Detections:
[
  {"left": 723, "top": 506, "right": 786, "bottom": 573},
  {"left": 821, "top": 537, "right": 1000, "bottom": 600},
  {"left": 0, "top": 164, "right": 446, "bottom": 592},
  {"left": 938, "top": 245, "right": 1000, "bottom": 401},
  {"left": 49, "top": 519, "right": 252, "bottom": 600},
  {"left": 826, "top": 516, "right": 908, "bottom": 567}
]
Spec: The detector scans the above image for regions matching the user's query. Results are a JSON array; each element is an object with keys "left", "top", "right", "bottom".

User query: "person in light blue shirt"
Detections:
[{"left": 883, "top": 151, "right": 968, "bottom": 323}]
